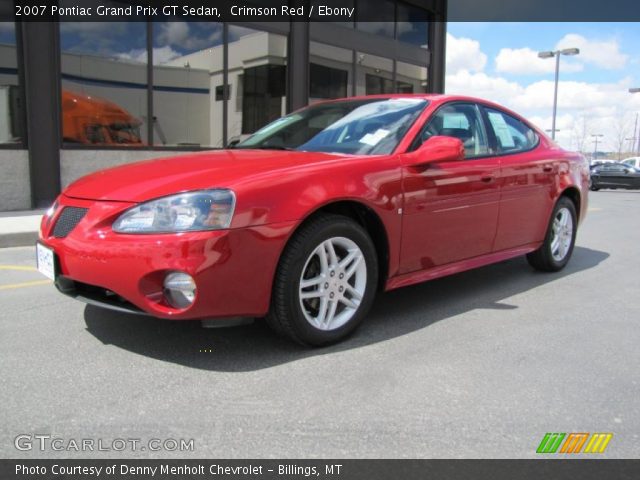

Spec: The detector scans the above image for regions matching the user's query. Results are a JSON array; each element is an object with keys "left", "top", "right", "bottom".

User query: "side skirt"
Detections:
[{"left": 385, "top": 243, "right": 541, "bottom": 291}]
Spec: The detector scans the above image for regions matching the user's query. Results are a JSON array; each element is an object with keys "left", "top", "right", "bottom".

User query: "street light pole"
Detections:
[
  {"left": 538, "top": 48, "right": 580, "bottom": 140},
  {"left": 630, "top": 88, "right": 640, "bottom": 155},
  {"left": 552, "top": 53, "right": 561, "bottom": 141},
  {"left": 591, "top": 134, "right": 604, "bottom": 160},
  {"left": 632, "top": 113, "right": 639, "bottom": 156}
]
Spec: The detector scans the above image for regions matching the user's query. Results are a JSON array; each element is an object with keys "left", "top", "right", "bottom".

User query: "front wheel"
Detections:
[
  {"left": 527, "top": 197, "right": 577, "bottom": 272},
  {"left": 267, "top": 214, "right": 378, "bottom": 346}
]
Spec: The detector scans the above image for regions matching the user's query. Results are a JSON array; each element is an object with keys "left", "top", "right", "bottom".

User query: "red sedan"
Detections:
[{"left": 37, "top": 95, "right": 589, "bottom": 346}]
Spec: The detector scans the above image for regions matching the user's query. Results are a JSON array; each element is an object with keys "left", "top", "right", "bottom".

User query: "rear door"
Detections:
[
  {"left": 480, "top": 106, "right": 555, "bottom": 251},
  {"left": 399, "top": 102, "right": 501, "bottom": 273}
]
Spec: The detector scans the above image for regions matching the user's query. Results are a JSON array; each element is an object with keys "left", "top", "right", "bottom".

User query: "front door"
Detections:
[{"left": 399, "top": 102, "right": 501, "bottom": 273}]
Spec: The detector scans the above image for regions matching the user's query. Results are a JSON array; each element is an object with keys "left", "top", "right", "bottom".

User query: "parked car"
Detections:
[
  {"left": 37, "top": 95, "right": 589, "bottom": 346},
  {"left": 589, "top": 159, "right": 618, "bottom": 170},
  {"left": 621, "top": 156, "right": 640, "bottom": 169},
  {"left": 590, "top": 162, "right": 640, "bottom": 190}
]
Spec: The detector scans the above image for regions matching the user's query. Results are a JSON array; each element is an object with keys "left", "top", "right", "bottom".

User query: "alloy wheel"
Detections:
[
  {"left": 298, "top": 236, "right": 367, "bottom": 331},
  {"left": 550, "top": 207, "right": 573, "bottom": 262}
]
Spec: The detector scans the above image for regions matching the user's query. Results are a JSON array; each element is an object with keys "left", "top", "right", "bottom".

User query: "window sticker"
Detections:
[
  {"left": 359, "top": 128, "right": 390, "bottom": 146},
  {"left": 488, "top": 112, "right": 515, "bottom": 148}
]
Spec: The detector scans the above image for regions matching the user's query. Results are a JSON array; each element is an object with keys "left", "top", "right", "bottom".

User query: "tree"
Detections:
[
  {"left": 570, "top": 114, "right": 591, "bottom": 154},
  {"left": 611, "top": 113, "right": 632, "bottom": 160}
]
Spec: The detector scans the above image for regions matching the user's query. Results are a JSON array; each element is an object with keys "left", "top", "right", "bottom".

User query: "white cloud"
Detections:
[
  {"left": 446, "top": 33, "right": 487, "bottom": 75},
  {"left": 445, "top": 70, "right": 523, "bottom": 106},
  {"left": 156, "top": 22, "right": 222, "bottom": 51},
  {"left": 157, "top": 22, "right": 190, "bottom": 47},
  {"left": 495, "top": 47, "right": 583, "bottom": 75},
  {"left": 556, "top": 33, "right": 628, "bottom": 70},
  {"left": 116, "top": 46, "right": 181, "bottom": 65}
]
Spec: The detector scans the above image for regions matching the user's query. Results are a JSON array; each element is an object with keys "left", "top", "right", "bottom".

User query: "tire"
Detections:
[
  {"left": 527, "top": 196, "right": 577, "bottom": 272},
  {"left": 588, "top": 177, "right": 599, "bottom": 191},
  {"left": 266, "top": 214, "right": 378, "bottom": 346}
]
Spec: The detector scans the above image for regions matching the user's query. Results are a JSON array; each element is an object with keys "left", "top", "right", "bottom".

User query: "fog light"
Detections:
[{"left": 163, "top": 272, "right": 196, "bottom": 309}]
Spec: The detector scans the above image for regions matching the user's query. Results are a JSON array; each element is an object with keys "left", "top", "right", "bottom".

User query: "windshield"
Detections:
[{"left": 237, "top": 98, "right": 428, "bottom": 155}]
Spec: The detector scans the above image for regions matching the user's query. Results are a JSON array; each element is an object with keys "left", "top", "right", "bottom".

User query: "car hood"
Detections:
[{"left": 63, "top": 149, "right": 350, "bottom": 202}]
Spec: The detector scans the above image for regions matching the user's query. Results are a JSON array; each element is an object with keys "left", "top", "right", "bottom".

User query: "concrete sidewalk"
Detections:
[{"left": 0, "top": 210, "right": 44, "bottom": 247}]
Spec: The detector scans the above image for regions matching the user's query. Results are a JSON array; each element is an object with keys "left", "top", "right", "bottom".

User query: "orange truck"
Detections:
[{"left": 61, "top": 89, "right": 144, "bottom": 145}]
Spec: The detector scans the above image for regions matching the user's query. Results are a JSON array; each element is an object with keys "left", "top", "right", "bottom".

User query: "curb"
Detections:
[{"left": 0, "top": 232, "right": 38, "bottom": 248}]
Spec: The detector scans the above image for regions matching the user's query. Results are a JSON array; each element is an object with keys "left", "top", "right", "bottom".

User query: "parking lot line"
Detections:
[
  {"left": 0, "top": 265, "right": 37, "bottom": 271},
  {"left": 0, "top": 279, "right": 51, "bottom": 291}
]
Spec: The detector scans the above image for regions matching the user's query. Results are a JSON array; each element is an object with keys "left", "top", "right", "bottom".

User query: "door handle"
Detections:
[
  {"left": 543, "top": 164, "right": 553, "bottom": 173},
  {"left": 481, "top": 175, "right": 495, "bottom": 183}
]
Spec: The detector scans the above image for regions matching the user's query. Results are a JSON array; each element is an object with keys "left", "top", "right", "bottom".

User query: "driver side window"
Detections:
[{"left": 413, "top": 103, "right": 489, "bottom": 158}]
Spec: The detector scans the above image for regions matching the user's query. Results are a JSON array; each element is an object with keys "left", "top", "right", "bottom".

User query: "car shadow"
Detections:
[{"left": 84, "top": 246, "right": 608, "bottom": 372}]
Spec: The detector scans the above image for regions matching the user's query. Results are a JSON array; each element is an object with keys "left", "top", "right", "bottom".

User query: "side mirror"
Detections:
[{"left": 407, "top": 135, "right": 465, "bottom": 168}]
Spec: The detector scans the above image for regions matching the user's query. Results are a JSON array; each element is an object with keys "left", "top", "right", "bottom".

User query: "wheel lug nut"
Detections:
[
  {"left": 330, "top": 292, "right": 335, "bottom": 298},
  {"left": 339, "top": 273, "right": 344, "bottom": 279},
  {"left": 339, "top": 286, "right": 344, "bottom": 292},
  {"left": 324, "top": 283, "right": 329, "bottom": 288},
  {"left": 330, "top": 271, "right": 335, "bottom": 277}
]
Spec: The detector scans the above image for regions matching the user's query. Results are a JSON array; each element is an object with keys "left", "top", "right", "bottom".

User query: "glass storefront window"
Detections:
[
  {"left": 152, "top": 21, "right": 222, "bottom": 147},
  {"left": 357, "top": 0, "right": 395, "bottom": 38},
  {"left": 356, "top": 52, "right": 393, "bottom": 95},
  {"left": 397, "top": 1, "right": 429, "bottom": 47},
  {"left": 0, "top": 22, "right": 24, "bottom": 145},
  {"left": 397, "top": 60, "right": 428, "bottom": 93},
  {"left": 310, "top": 42, "right": 352, "bottom": 101},
  {"left": 60, "top": 20, "right": 148, "bottom": 146},
  {"left": 227, "top": 26, "right": 287, "bottom": 145}
]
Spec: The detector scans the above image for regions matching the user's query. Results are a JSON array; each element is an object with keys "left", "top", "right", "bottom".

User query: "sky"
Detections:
[{"left": 446, "top": 22, "right": 640, "bottom": 154}]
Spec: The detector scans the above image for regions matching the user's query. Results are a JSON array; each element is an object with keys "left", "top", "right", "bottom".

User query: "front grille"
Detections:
[{"left": 52, "top": 207, "right": 88, "bottom": 238}]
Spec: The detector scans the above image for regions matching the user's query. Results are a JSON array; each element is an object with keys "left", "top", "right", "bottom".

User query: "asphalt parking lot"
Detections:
[{"left": 1, "top": 191, "right": 639, "bottom": 459}]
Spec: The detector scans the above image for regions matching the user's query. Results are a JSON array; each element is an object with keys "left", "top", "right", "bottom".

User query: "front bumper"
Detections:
[{"left": 40, "top": 195, "right": 295, "bottom": 320}]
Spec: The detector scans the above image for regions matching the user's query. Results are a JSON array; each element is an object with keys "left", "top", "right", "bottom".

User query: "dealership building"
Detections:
[{"left": 0, "top": 0, "right": 446, "bottom": 211}]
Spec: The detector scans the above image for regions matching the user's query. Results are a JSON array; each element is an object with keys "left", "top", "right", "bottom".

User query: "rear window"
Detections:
[{"left": 484, "top": 108, "right": 538, "bottom": 154}]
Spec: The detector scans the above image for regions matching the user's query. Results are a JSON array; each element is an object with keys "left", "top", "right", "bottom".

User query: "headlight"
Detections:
[
  {"left": 45, "top": 200, "right": 58, "bottom": 218},
  {"left": 112, "top": 189, "right": 235, "bottom": 234}
]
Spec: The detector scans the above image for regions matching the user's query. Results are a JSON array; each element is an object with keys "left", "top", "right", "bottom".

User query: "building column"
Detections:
[
  {"left": 428, "top": 1, "right": 447, "bottom": 94},
  {"left": 287, "top": 16, "right": 310, "bottom": 112},
  {"left": 21, "top": 22, "right": 61, "bottom": 207}
]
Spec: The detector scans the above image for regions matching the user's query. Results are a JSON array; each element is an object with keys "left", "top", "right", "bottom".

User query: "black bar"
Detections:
[
  {"left": 20, "top": 22, "right": 61, "bottom": 207},
  {"left": 2, "top": 459, "right": 640, "bottom": 480},
  {"left": 6, "top": 0, "right": 640, "bottom": 21},
  {"left": 222, "top": 23, "right": 229, "bottom": 147},
  {"left": 146, "top": 20, "right": 153, "bottom": 146},
  {"left": 287, "top": 5, "right": 310, "bottom": 112},
  {"left": 428, "top": 19, "right": 447, "bottom": 94}
]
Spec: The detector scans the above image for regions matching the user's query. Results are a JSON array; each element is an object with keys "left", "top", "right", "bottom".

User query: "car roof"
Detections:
[
  {"left": 317, "top": 93, "right": 508, "bottom": 109},
  {"left": 310, "top": 94, "right": 540, "bottom": 133}
]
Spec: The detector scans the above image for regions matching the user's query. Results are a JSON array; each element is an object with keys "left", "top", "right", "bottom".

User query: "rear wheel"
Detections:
[
  {"left": 527, "top": 197, "right": 577, "bottom": 272},
  {"left": 267, "top": 214, "right": 378, "bottom": 346}
]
